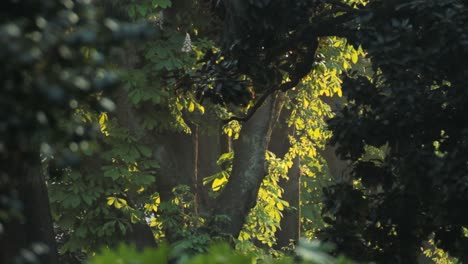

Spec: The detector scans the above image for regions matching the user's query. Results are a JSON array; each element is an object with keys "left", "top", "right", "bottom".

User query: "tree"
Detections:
[
  {"left": 0, "top": 0, "right": 151, "bottom": 262},
  {"left": 11, "top": 0, "right": 467, "bottom": 263},
  {"left": 322, "top": 0, "right": 468, "bottom": 263},
  {"left": 48, "top": 0, "right": 356, "bottom": 257},
  {"left": 47, "top": 0, "right": 370, "bottom": 257}
]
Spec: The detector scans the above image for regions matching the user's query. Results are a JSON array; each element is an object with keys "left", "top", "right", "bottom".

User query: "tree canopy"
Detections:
[{"left": 1, "top": 0, "right": 467, "bottom": 263}]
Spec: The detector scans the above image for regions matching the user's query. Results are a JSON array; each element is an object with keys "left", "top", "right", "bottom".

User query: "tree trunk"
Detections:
[
  {"left": 1, "top": 151, "right": 59, "bottom": 264},
  {"left": 212, "top": 93, "right": 284, "bottom": 238}
]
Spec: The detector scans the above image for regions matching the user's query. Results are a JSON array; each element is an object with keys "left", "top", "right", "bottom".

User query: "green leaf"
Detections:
[
  {"left": 81, "top": 193, "right": 93, "bottom": 206},
  {"left": 69, "top": 195, "right": 81, "bottom": 208},
  {"left": 137, "top": 5, "right": 147, "bottom": 17},
  {"left": 138, "top": 145, "right": 152, "bottom": 157},
  {"left": 133, "top": 174, "right": 155, "bottom": 185},
  {"left": 217, "top": 152, "right": 234, "bottom": 166},
  {"left": 103, "top": 167, "right": 120, "bottom": 180}
]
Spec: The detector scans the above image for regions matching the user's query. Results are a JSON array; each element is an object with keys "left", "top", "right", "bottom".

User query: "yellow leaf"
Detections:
[
  {"left": 118, "top": 198, "right": 128, "bottom": 206},
  {"left": 107, "top": 197, "right": 116, "bottom": 206},
  {"left": 294, "top": 119, "right": 305, "bottom": 130},
  {"left": 352, "top": 52, "right": 358, "bottom": 64},
  {"left": 198, "top": 105, "right": 205, "bottom": 114},
  {"left": 343, "top": 60, "right": 350, "bottom": 69},
  {"left": 99, "top": 113, "right": 107, "bottom": 125},
  {"left": 149, "top": 219, "right": 158, "bottom": 227},
  {"left": 99, "top": 113, "right": 109, "bottom": 136},
  {"left": 308, "top": 148, "right": 316, "bottom": 157},
  {"left": 212, "top": 177, "right": 227, "bottom": 191},
  {"left": 188, "top": 101, "right": 195, "bottom": 112},
  {"left": 336, "top": 87, "right": 343, "bottom": 97},
  {"left": 312, "top": 128, "right": 321, "bottom": 138},
  {"left": 277, "top": 202, "right": 284, "bottom": 210}
]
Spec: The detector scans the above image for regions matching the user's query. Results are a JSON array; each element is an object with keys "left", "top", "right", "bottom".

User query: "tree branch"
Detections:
[{"left": 224, "top": 79, "right": 300, "bottom": 123}]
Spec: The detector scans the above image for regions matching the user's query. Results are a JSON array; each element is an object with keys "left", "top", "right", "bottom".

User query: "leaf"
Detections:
[
  {"left": 129, "top": 89, "right": 142, "bottom": 105},
  {"left": 343, "top": 60, "right": 350, "bottom": 70},
  {"left": 118, "top": 222, "right": 127, "bottom": 234},
  {"left": 137, "top": 5, "right": 147, "bottom": 17},
  {"left": 75, "top": 226, "right": 87, "bottom": 238},
  {"left": 134, "top": 174, "right": 155, "bottom": 185},
  {"left": 212, "top": 176, "right": 227, "bottom": 192},
  {"left": 203, "top": 173, "right": 219, "bottom": 185},
  {"left": 70, "top": 195, "right": 80, "bottom": 208},
  {"left": 217, "top": 152, "right": 234, "bottom": 165},
  {"left": 198, "top": 104, "right": 205, "bottom": 114},
  {"left": 277, "top": 202, "right": 284, "bottom": 211},
  {"left": 138, "top": 145, "right": 152, "bottom": 157},
  {"left": 103, "top": 168, "right": 120, "bottom": 180},
  {"left": 351, "top": 52, "right": 358, "bottom": 64},
  {"left": 107, "top": 197, "right": 116, "bottom": 206},
  {"left": 188, "top": 101, "right": 195, "bottom": 112},
  {"left": 81, "top": 194, "right": 93, "bottom": 206}
]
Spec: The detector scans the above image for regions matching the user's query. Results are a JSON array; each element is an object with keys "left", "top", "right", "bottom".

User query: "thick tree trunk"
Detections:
[
  {"left": 1, "top": 152, "right": 59, "bottom": 264},
  {"left": 212, "top": 94, "right": 284, "bottom": 238}
]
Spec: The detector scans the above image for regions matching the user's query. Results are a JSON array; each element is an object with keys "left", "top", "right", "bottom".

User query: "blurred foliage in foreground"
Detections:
[{"left": 88, "top": 240, "right": 354, "bottom": 264}]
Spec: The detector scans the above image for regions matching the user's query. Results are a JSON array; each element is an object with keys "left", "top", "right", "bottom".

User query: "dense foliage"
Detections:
[
  {"left": 0, "top": 0, "right": 151, "bottom": 262},
  {"left": 323, "top": 0, "right": 468, "bottom": 263},
  {"left": 2, "top": 0, "right": 467, "bottom": 263}
]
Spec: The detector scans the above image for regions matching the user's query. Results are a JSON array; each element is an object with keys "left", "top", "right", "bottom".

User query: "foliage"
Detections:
[
  {"left": 88, "top": 240, "right": 355, "bottom": 264},
  {"left": 322, "top": 0, "right": 468, "bottom": 262},
  {"left": 48, "top": 0, "right": 366, "bottom": 259},
  {"left": 0, "top": 0, "right": 152, "bottom": 166},
  {"left": 14, "top": 0, "right": 465, "bottom": 263},
  {"left": 49, "top": 118, "right": 161, "bottom": 252},
  {"left": 0, "top": 0, "right": 153, "bottom": 262},
  {"left": 48, "top": 0, "right": 225, "bottom": 254}
]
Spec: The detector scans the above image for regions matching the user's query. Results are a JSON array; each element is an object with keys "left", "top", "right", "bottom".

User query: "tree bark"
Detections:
[
  {"left": 212, "top": 93, "right": 284, "bottom": 238},
  {"left": 1, "top": 151, "right": 59, "bottom": 264}
]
